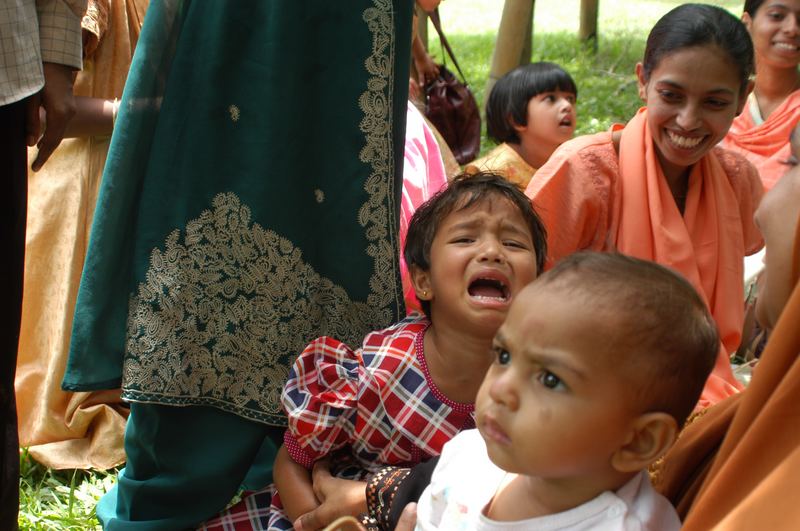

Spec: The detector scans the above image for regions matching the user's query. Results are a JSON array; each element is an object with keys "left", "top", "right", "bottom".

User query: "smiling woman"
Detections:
[
  {"left": 721, "top": 0, "right": 800, "bottom": 190},
  {"left": 525, "top": 3, "right": 764, "bottom": 409}
]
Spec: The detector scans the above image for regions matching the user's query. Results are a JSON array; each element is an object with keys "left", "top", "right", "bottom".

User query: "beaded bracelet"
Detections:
[{"left": 363, "top": 466, "right": 412, "bottom": 530}]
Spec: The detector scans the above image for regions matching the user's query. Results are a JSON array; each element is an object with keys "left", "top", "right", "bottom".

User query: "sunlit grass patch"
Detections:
[{"left": 19, "top": 449, "right": 116, "bottom": 530}]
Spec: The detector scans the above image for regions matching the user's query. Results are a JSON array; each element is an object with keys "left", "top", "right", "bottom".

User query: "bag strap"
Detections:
[{"left": 428, "top": 8, "right": 469, "bottom": 85}]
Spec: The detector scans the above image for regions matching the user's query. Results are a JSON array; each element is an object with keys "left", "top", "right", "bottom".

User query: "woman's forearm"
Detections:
[{"left": 63, "top": 96, "right": 118, "bottom": 138}]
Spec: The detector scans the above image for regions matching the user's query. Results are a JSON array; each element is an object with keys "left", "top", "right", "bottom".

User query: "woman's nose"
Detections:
[
  {"left": 783, "top": 15, "right": 800, "bottom": 36},
  {"left": 676, "top": 103, "right": 701, "bottom": 130}
]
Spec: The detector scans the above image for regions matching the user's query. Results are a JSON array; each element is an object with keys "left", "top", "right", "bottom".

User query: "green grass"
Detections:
[
  {"left": 427, "top": 0, "right": 744, "bottom": 154},
  {"left": 19, "top": 450, "right": 114, "bottom": 530},
  {"left": 19, "top": 1, "right": 748, "bottom": 527}
]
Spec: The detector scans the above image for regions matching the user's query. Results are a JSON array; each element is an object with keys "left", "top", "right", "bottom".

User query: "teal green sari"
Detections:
[{"left": 65, "top": 0, "right": 413, "bottom": 427}]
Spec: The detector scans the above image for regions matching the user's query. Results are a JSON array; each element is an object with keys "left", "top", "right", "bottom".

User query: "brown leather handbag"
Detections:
[{"left": 424, "top": 8, "right": 481, "bottom": 165}]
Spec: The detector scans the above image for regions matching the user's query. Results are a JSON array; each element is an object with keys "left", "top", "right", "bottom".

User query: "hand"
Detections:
[
  {"left": 394, "top": 503, "right": 417, "bottom": 531},
  {"left": 26, "top": 62, "right": 77, "bottom": 171},
  {"left": 293, "top": 460, "right": 368, "bottom": 531},
  {"left": 414, "top": 52, "right": 440, "bottom": 87}
]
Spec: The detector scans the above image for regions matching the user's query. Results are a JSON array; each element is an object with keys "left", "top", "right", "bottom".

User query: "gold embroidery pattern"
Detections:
[
  {"left": 360, "top": 0, "right": 403, "bottom": 318},
  {"left": 122, "top": 0, "right": 403, "bottom": 424},
  {"left": 123, "top": 193, "right": 378, "bottom": 424}
]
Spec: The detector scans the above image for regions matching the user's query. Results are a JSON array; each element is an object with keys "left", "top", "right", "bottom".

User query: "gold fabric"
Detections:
[
  {"left": 16, "top": 0, "right": 148, "bottom": 469},
  {"left": 466, "top": 143, "right": 537, "bottom": 189}
]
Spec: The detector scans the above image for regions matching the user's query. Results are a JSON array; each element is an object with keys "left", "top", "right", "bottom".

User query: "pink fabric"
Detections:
[
  {"left": 400, "top": 102, "right": 448, "bottom": 314},
  {"left": 526, "top": 109, "right": 764, "bottom": 407},
  {"left": 722, "top": 90, "right": 800, "bottom": 191}
]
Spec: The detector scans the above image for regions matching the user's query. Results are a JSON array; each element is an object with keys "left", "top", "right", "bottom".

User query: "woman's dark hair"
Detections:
[
  {"left": 404, "top": 171, "right": 547, "bottom": 318},
  {"left": 642, "top": 3, "right": 754, "bottom": 94},
  {"left": 743, "top": 0, "right": 766, "bottom": 16},
  {"left": 486, "top": 62, "right": 577, "bottom": 144}
]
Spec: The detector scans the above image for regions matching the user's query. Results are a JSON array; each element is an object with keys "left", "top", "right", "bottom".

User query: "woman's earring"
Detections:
[{"left": 422, "top": 290, "right": 428, "bottom": 298}]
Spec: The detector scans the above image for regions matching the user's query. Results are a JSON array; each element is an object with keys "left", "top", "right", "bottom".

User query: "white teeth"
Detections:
[
  {"left": 667, "top": 131, "right": 703, "bottom": 149},
  {"left": 775, "top": 42, "right": 799, "bottom": 51}
]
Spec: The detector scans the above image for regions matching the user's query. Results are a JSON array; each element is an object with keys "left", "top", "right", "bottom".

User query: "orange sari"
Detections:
[
  {"left": 656, "top": 221, "right": 800, "bottom": 529},
  {"left": 722, "top": 90, "right": 800, "bottom": 191},
  {"left": 526, "top": 109, "right": 764, "bottom": 407}
]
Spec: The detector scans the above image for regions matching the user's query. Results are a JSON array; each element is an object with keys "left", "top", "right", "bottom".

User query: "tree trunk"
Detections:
[{"left": 484, "top": 0, "right": 535, "bottom": 110}]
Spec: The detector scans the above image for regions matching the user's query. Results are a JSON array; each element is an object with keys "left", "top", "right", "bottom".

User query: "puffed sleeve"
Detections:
[
  {"left": 525, "top": 134, "right": 617, "bottom": 268},
  {"left": 281, "top": 336, "right": 361, "bottom": 469},
  {"left": 715, "top": 147, "right": 765, "bottom": 255}
]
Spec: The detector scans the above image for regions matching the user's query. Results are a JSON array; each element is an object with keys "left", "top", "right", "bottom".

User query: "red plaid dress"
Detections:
[{"left": 199, "top": 315, "right": 475, "bottom": 530}]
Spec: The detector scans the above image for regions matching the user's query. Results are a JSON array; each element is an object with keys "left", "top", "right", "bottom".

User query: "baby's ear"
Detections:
[
  {"left": 611, "top": 412, "right": 678, "bottom": 473},
  {"left": 409, "top": 264, "right": 433, "bottom": 302}
]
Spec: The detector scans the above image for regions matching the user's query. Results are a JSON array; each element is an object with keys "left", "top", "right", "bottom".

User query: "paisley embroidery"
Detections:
[{"left": 122, "top": 0, "right": 402, "bottom": 424}]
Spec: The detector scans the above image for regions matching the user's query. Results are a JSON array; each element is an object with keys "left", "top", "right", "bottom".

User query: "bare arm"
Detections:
[
  {"left": 273, "top": 444, "right": 320, "bottom": 523},
  {"left": 63, "top": 96, "right": 118, "bottom": 138}
]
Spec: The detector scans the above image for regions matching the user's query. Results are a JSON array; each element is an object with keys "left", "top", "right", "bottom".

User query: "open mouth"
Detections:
[
  {"left": 468, "top": 277, "right": 509, "bottom": 301},
  {"left": 559, "top": 116, "right": 573, "bottom": 127},
  {"left": 667, "top": 130, "right": 704, "bottom": 150}
]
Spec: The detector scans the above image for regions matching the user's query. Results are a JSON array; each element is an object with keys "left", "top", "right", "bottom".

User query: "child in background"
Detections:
[
  {"left": 199, "top": 172, "right": 547, "bottom": 530},
  {"left": 467, "top": 62, "right": 577, "bottom": 189},
  {"left": 414, "top": 252, "right": 718, "bottom": 530}
]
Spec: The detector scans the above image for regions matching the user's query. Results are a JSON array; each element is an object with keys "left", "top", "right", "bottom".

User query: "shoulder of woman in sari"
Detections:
[
  {"left": 712, "top": 146, "right": 765, "bottom": 255},
  {"left": 524, "top": 131, "right": 618, "bottom": 268}
]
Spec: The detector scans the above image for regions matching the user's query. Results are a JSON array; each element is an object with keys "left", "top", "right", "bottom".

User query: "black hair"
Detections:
[
  {"left": 404, "top": 171, "right": 547, "bottom": 318},
  {"left": 538, "top": 252, "right": 719, "bottom": 427},
  {"left": 744, "top": 0, "right": 766, "bottom": 16},
  {"left": 486, "top": 62, "right": 578, "bottom": 145},
  {"left": 643, "top": 4, "right": 754, "bottom": 94}
]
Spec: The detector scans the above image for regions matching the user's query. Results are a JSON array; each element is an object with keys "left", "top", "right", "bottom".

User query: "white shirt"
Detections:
[{"left": 415, "top": 430, "right": 681, "bottom": 531}]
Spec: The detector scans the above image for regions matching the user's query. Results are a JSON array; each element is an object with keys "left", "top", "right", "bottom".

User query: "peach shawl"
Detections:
[
  {"left": 722, "top": 90, "right": 800, "bottom": 191},
  {"left": 617, "top": 109, "right": 755, "bottom": 404},
  {"left": 527, "top": 108, "right": 764, "bottom": 406},
  {"left": 656, "top": 221, "right": 800, "bottom": 529}
]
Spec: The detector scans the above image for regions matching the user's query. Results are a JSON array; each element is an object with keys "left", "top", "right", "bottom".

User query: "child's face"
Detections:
[
  {"left": 415, "top": 196, "right": 539, "bottom": 336},
  {"left": 637, "top": 45, "right": 748, "bottom": 182},
  {"left": 754, "top": 129, "right": 800, "bottom": 329},
  {"left": 515, "top": 90, "right": 576, "bottom": 151},
  {"left": 476, "top": 284, "right": 637, "bottom": 481}
]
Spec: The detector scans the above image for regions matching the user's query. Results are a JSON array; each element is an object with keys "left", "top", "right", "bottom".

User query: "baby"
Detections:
[{"left": 414, "top": 251, "right": 718, "bottom": 530}]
